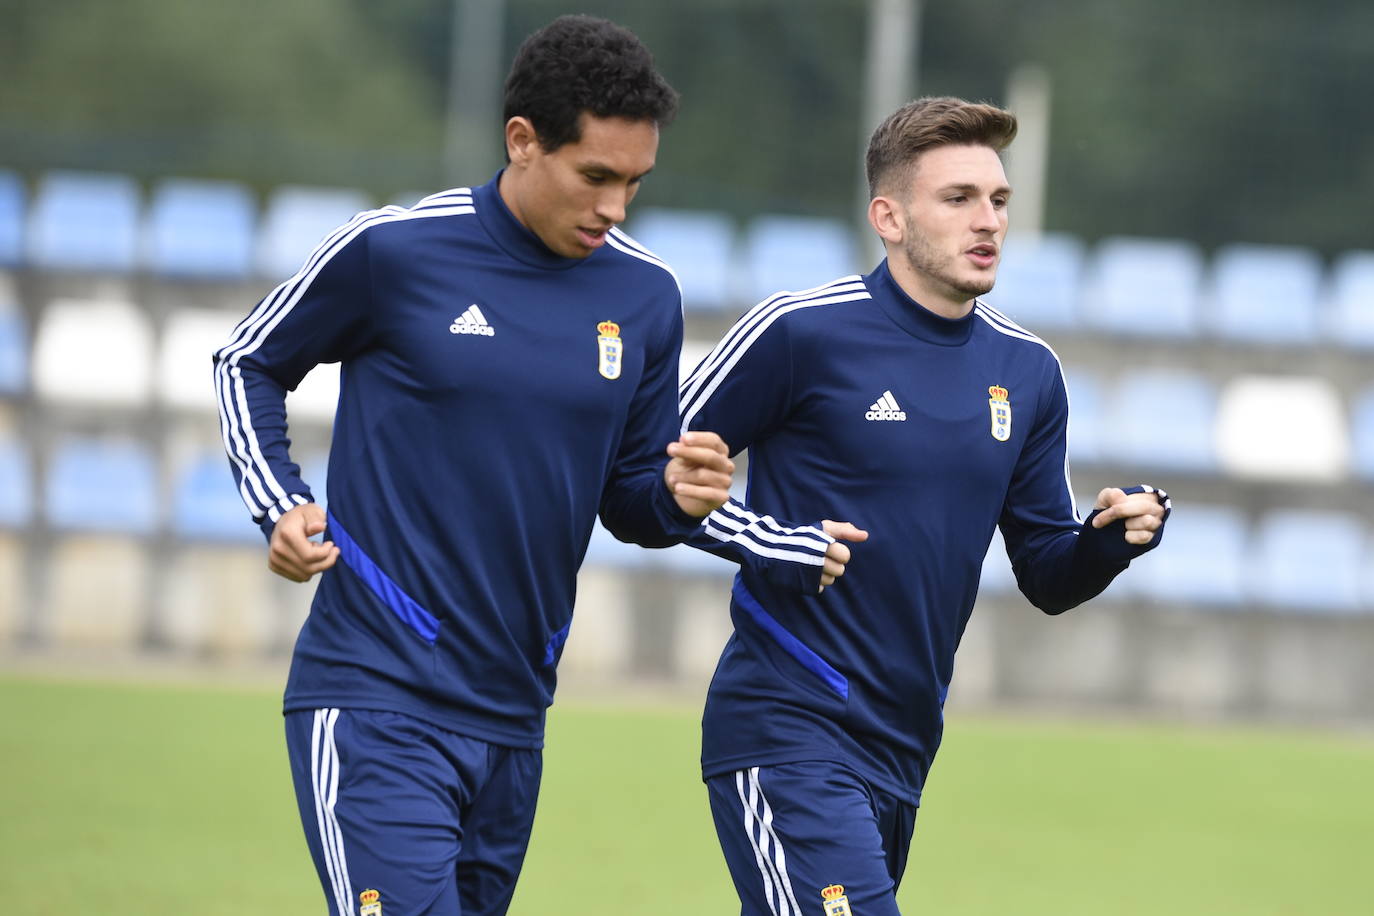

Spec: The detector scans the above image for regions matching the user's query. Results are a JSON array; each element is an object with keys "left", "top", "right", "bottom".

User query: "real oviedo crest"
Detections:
[
  {"left": 597, "top": 320, "right": 623, "bottom": 380},
  {"left": 821, "top": 884, "right": 853, "bottom": 916},
  {"left": 988, "top": 385, "right": 1011, "bottom": 441}
]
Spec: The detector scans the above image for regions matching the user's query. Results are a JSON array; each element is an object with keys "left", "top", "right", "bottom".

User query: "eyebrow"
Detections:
[
  {"left": 583, "top": 162, "right": 655, "bottom": 183},
  {"left": 939, "top": 182, "right": 1013, "bottom": 197}
]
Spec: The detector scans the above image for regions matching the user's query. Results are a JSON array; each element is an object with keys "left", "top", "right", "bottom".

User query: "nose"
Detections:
[
  {"left": 971, "top": 198, "right": 1002, "bottom": 233},
  {"left": 595, "top": 185, "right": 630, "bottom": 226}
]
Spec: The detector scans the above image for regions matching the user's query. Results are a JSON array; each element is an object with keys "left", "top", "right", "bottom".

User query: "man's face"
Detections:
[
  {"left": 890, "top": 144, "right": 1010, "bottom": 309},
  {"left": 505, "top": 113, "right": 659, "bottom": 259}
]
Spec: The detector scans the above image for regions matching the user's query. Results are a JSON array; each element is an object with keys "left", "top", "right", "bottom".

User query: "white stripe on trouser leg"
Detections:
[
  {"left": 736, "top": 770, "right": 782, "bottom": 914},
  {"left": 325, "top": 710, "right": 356, "bottom": 914},
  {"left": 312, "top": 709, "right": 355, "bottom": 915},
  {"left": 751, "top": 768, "right": 801, "bottom": 913},
  {"left": 311, "top": 711, "right": 345, "bottom": 910}
]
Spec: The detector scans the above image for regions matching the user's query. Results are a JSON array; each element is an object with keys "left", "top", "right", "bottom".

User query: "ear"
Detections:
[
  {"left": 868, "top": 195, "right": 905, "bottom": 246},
  {"left": 505, "top": 116, "right": 540, "bottom": 168}
]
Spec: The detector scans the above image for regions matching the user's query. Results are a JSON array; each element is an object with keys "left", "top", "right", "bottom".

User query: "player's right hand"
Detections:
[
  {"left": 268, "top": 503, "right": 339, "bottom": 582},
  {"left": 818, "top": 520, "right": 869, "bottom": 592}
]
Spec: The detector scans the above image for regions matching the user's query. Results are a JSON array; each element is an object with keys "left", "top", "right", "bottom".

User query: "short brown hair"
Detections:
[{"left": 865, "top": 97, "right": 1018, "bottom": 197}]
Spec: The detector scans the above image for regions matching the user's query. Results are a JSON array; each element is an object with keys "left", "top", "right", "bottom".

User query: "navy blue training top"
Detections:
[
  {"left": 214, "top": 174, "right": 695, "bottom": 747},
  {"left": 682, "top": 263, "right": 1167, "bottom": 805}
]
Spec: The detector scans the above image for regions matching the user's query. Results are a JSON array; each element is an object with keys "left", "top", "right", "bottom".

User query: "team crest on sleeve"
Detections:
[
  {"left": 821, "top": 884, "right": 853, "bottom": 916},
  {"left": 359, "top": 889, "right": 382, "bottom": 915},
  {"left": 988, "top": 385, "right": 1012, "bottom": 442},
  {"left": 597, "top": 320, "right": 623, "bottom": 380}
]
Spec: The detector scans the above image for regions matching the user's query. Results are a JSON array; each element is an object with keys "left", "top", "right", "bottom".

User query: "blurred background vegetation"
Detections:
[{"left": 2, "top": 0, "right": 1370, "bottom": 254}]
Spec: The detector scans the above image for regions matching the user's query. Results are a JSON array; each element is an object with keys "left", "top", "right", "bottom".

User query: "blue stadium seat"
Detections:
[
  {"left": 1205, "top": 243, "right": 1323, "bottom": 344},
  {"left": 1251, "top": 509, "right": 1366, "bottom": 613},
  {"left": 45, "top": 438, "right": 158, "bottom": 534},
  {"left": 145, "top": 178, "right": 257, "bottom": 279},
  {"left": 27, "top": 170, "right": 141, "bottom": 272},
  {"left": 171, "top": 453, "right": 260, "bottom": 543},
  {"left": 627, "top": 207, "right": 736, "bottom": 314},
  {"left": 256, "top": 185, "right": 372, "bottom": 280},
  {"left": 1061, "top": 367, "right": 1105, "bottom": 465},
  {"left": 1140, "top": 504, "right": 1247, "bottom": 606},
  {"left": 1104, "top": 368, "right": 1218, "bottom": 473},
  {"left": 0, "top": 170, "right": 25, "bottom": 266},
  {"left": 1350, "top": 386, "right": 1374, "bottom": 482},
  {"left": 1325, "top": 250, "right": 1374, "bottom": 349},
  {"left": 0, "top": 436, "right": 33, "bottom": 528},
  {"left": 0, "top": 276, "right": 26, "bottom": 396},
  {"left": 1080, "top": 236, "right": 1203, "bottom": 337},
  {"left": 984, "top": 232, "right": 1084, "bottom": 329},
  {"left": 742, "top": 214, "right": 861, "bottom": 304}
]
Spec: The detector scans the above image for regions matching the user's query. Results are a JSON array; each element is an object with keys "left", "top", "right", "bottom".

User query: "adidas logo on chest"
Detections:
[
  {"left": 450, "top": 304, "right": 495, "bottom": 336},
  {"left": 865, "top": 390, "right": 906, "bottom": 421}
]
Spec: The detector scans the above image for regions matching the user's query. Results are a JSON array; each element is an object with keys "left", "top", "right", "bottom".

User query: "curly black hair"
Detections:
[{"left": 502, "top": 15, "right": 679, "bottom": 153}]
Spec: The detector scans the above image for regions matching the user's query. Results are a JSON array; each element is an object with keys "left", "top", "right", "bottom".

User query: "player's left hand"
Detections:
[
  {"left": 1090, "top": 486, "right": 1167, "bottom": 546},
  {"left": 664, "top": 431, "right": 734, "bottom": 517}
]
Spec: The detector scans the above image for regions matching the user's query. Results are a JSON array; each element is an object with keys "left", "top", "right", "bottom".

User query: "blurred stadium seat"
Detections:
[
  {"left": 1251, "top": 509, "right": 1367, "bottom": 613},
  {"left": 1350, "top": 385, "right": 1374, "bottom": 482},
  {"left": 0, "top": 273, "right": 27, "bottom": 396},
  {"left": 171, "top": 451, "right": 259, "bottom": 543},
  {"left": 1325, "top": 249, "right": 1374, "bottom": 348},
  {"left": 1062, "top": 367, "right": 1105, "bottom": 464},
  {"left": 985, "top": 232, "right": 1084, "bottom": 329},
  {"left": 145, "top": 178, "right": 257, "bottom": 279},
  {"left": 1104, "top": 368, "right": 1218, "bottom": 473},
  {"left": 27, "top": 170, "right": 141, "bottom": 272},
  {"left": 1214, "top": 375, "right": 1348, "bottom": 481},
  {"left": 1205, "top": 243, "right": 1323, "bottom": 344},
  {"left": 0, "top": 434, "right": 33, "bottom": 528},
  {"left": 255, "top": 185, "right": 372, "bottom": 280},
  {"left": 161, "top": 449, "right": 277, "bottom": 656},
  {"left": 1139, "top": 503, "right": 1247, "bottom": 606},
  {"left": 0, "top": 170, "right": 25, "bottom": 266},
  {"left": 0, "top": 435, "right": 25, "bottom": 642},
  {"left": 46, "top": 437, "right": 157, "bottom": 534},
  {"left": 1080, "top": 236, "right": 1203, "bottom": 337},
  {"left": 626, "top": 207, "right": 736, "bottom": 314},
  {"left": 158, "top": 307, "right": 240, "bottom": 412},
  {"left": 741, "top": 214, "right": 860, "bottom": 304},
  {"left": 42, "top": 436, "right": 158, "bottom": 649},
  {"left": 31, "top": 297, "right": 153, "bottom": 407}
]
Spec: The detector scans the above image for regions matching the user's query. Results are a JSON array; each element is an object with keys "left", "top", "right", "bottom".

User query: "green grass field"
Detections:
[{"left": 1, "top": 674, "right": 1371, "bottom": 914}]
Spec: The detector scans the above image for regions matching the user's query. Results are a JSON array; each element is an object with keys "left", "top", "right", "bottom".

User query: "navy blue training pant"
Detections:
[
  {"left": 707, "top": 760, "right": 917, "bottom": 916},
  {"left": 285, "top": 708, "right": 541, "bottom": 916}
]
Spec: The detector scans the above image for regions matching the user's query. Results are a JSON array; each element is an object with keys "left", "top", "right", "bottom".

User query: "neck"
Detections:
[
  {"left": 496, "top": 166, "right": 529, "bottom": 232},
  {"left": 884, "top": 247, "right": 975, "bottom": 320}
]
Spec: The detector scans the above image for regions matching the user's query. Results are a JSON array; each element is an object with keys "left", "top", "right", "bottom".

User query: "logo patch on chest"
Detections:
[
  {"left": 821, "top": 884, "right": 853, "bottom": 916},
  {"left": 865, "top": 389, "right": 906, "bottom": 421},
  {"left": 597, "top": 320, "right": 623, "bottom": 380},
  {"left": 450, "top": 303, "right": 494, "bottom": 336},
  {"left": 988, "top": 385, "right": 1011, "bottom": 441}
]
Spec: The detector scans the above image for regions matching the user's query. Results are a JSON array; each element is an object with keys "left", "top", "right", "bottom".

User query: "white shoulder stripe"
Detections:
[
  {"left": 215, "top": 201, "right": 475, "bottom": 519},
  {"left": 681, "top": 277, "right": 866, "bottom": 403},
  {"left": 680, "top": 278, "right": 870, "bottom": 431},
  {"left": 606, "top": 228, "right": 682, "bottom": 299}
]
